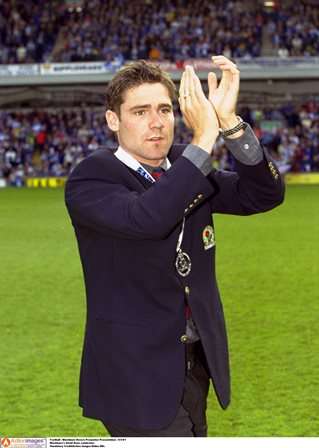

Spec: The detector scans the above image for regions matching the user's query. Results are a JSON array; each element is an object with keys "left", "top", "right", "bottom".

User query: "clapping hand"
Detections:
[
  {"left": 179, "top": 65, "right": 219, "bottom": 153},
  {"left": 208, "top": 55, "right": 241, "bottom": 131}
]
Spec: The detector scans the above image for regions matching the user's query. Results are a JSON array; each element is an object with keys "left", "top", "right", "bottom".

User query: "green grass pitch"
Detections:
[{"left": 0, "top": 185, "right": 318, "bottom": 436}]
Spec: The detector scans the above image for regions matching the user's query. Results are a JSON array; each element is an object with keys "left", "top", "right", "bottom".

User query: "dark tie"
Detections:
[
  {"left": 152, "top": 167, "right": 165, "bottom": 181},
  {"left": 185, "top": 305, "right": 192, "bottom": 319}
]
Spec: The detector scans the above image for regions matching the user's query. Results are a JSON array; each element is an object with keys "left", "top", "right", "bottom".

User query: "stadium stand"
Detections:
[
  {"left": 0, "top": 100, "right": 318, "bottom": 186},
  {"left": 1, "top": 0, "right": 318, "bottom": 65},
  {"left": 0, "top": 0, "right": 62, "bottom": 64},
  {"left": 265, "top": 2, "right": 319, "bottom": 57},
  {"left": 53, "top": 0, "right": 263, "bottom": 63},
  {"left": 0, "top": 0, "right": 318, "bottom": 186}
]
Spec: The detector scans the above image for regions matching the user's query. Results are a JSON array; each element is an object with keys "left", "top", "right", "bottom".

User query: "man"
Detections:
[{"left": 65, "top": 56, "right": 284, "bottom": 437}]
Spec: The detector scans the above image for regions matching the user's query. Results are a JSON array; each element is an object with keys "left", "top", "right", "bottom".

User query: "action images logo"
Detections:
[{"left": 1, "top": 438, "right": 11, "bottom": 448}]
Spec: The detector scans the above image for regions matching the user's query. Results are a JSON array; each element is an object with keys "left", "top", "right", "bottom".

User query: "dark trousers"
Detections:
[{"left": 102, "top": 341, "right": 210, "bottom": 437}]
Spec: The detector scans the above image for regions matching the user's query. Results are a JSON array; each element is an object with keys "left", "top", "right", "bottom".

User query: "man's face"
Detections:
[{"left": 106, "top": 82, "right": 175, "bottom": 166}]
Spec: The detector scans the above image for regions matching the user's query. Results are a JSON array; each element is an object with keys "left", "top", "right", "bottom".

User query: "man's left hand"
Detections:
[{"left": 208, "top": 55, "right": 240, "bottom": 131}]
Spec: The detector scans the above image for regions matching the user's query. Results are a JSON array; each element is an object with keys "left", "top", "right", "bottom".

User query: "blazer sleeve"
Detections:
[
  {"left": 65, "top": 152, "right": 216, "bottom": 240},
  {"left": 207, "top": 148, "right": 285, "bottom": 215}
]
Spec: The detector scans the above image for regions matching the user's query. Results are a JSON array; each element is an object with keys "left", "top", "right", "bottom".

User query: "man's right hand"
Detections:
[{"left": 179, "top": 65, "right": 219, "bottom": 154}]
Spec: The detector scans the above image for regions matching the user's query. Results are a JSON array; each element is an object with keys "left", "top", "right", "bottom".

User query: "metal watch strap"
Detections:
[{"left": 220, "top": 116, "right": 247, "bottom": 138}]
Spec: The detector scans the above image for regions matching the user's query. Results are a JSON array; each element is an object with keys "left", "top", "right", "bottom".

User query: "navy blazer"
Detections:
[{"left": 65, "top": 144, "right": 284, "bottom": 430}]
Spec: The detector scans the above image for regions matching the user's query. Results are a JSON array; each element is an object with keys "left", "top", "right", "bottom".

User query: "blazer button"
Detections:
[
  {"left": 185, "top": 286, "right": 190, "bottom": 296},
  {"left": 180, "top": 334, "right": 188, "bottom": 343}
]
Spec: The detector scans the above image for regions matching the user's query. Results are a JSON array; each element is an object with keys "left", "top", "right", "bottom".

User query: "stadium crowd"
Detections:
[
  {"left": 1, "top": 0, "right": 318, "bottom": 65},
  {"left": 0, "top": 0, "right": 61, "bottom": 64},
  {"left": 266, "top": 2, "right": 319, "bottom": 57},
  {"left": 0, "top": 101, "right": 318, "bottom": 186},
  {"left": 54, "top": 0, "right": 263, "bottom": 63},
  {"left": 0, "top": 1, "right": 318, "bottom": 186}
]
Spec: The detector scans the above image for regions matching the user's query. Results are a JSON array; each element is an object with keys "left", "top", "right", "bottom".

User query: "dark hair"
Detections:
[{"left": 105, "top": 60, "right": 177, "bottom": 116}]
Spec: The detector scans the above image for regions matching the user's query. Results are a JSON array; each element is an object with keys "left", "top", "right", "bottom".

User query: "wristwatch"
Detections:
[{"left": 220, "top": 116, "right": 247, "bottom": 138}]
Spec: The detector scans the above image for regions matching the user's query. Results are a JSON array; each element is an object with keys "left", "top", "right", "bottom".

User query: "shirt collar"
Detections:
[
  {"left": 116, "top": 145, "right": 170, "bottom": 174},
  {"left": 141, "top": 159, "right": 168, "bottom": 174}
]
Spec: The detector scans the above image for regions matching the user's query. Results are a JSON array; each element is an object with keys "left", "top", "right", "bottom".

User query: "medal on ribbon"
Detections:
[
  {"left": 175, "top": 249, "right": 191, "bottom": 277},
  {"left": 175, "top": 218, "right": 191, "bottom": 277}
]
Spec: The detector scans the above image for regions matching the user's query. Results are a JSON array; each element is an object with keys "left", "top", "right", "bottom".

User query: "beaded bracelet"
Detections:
[{"left": 220, "top": 116, "right": 247, "bottom": 137}]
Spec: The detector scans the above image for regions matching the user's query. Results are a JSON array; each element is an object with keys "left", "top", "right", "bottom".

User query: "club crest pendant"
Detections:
[{"left": 175, "top": 249, "right": 191, "bottom": 277}]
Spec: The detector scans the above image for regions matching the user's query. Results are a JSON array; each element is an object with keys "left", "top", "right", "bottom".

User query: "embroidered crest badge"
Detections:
[{"left": 202, "top": 225, "right": 215, "bottom": 250}]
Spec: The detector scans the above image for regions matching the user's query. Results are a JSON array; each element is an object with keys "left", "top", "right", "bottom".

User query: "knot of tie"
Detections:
[{"left": 152, "top": 167, "right": 165, "bottom": 181}]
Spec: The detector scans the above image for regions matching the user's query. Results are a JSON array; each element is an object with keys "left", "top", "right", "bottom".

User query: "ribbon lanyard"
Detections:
[
  {"left": 114, "top": 146, "right": 190, "bottom": 277},
  {"left": 176, "top": 217, "right": 185, "bottom": 253}
]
